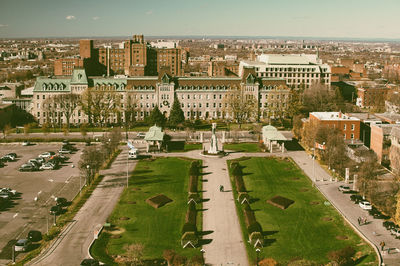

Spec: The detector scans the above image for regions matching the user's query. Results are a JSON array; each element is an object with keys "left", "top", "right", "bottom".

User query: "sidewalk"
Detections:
[
  {"left": 290, "top": 151, "right": 400, "bottom": 265},
  {"left": 29, "top": 147, "right": 136, "bottom": 266}
]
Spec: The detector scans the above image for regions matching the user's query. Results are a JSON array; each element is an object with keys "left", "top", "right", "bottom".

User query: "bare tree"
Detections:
[
  {"left": 124, "top": 243, "right": 144, "bottom": 265},
  {"left": 223, "top": 86, "right": 257, "bottom": 128},
  {"left": 53, "top": 93, "right": 80, "bottom": 128}
]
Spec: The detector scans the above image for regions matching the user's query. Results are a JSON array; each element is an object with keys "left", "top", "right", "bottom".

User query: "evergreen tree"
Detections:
[
  {"left": 168, "top": 97, "right": 185, "bottom": 128},
  {"left": 149, "top": 106, "right": 166, "bottom": 127}
]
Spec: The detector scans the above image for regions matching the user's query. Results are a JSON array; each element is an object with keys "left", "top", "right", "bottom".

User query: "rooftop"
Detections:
[{"left": 310, "top": 112, "right": 360, "bottom": 121}]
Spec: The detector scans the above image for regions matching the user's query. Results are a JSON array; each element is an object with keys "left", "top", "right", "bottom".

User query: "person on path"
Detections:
[
  {"left": 219, "top": 185, "right": 224, "bottom": 192},
  {"left": 380, "top": 241, "right": 385, "bottom": 251},
  {"left": 358, "top": 217, "right": 361, "bottom": 225}
]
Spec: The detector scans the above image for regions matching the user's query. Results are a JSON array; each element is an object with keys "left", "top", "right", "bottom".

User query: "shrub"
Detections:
[
  {"left": 180, "top": 232, "right": 198, "bottom": 248},
  {"left": 146, "top": 194, "right": 173, "bottom": 208},
  {"left": 173, "top": 254, "right": 187, "bottom": 265},
  {"left": 181, "top": 223, "right": 197, "bottom": 234},
  {"left": 189, "top": 161, "right": 200, "bottom": 176},
  {"left": 237, "top": 192, "right": 250, "bottom": 204},
  {"left": 188, "top": 175, "right": 198, "bottom": 193},
  {"left": 232, "top": 163, "right": 242, "bottom": 177},
  {"left": 185, "top": 201, "right": 197, "bottom": 224},
  {"left": 163, "top": 249, "right": 176, "bottom": 266},
  {"left": 244, "top": 207, "right": 257, "bottom": 228},
  {"left": 259, "top": 258, "right": 278, "bottom": 266},
  {"left": 248, "top": 222, "right": 263, "bottom": 235},
  {"left": 327, "top": 246, "right": 356, "bottom": 265},
  {"left": 267, "top": 196, "right": 295, "bottom": 209},
  {"left": 235, "top": 175, "right": 247, "bottom": 192}
]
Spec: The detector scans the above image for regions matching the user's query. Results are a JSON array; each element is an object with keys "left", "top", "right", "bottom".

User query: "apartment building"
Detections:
[
  {"left": 32, "top": 68, "right": 290, "bottom": 125},
  {"left": 309, "top": 112, "right": 361, "bottom": 140},
  {"left": 239, "top": 54, "right": 331, "bottom": 89}
]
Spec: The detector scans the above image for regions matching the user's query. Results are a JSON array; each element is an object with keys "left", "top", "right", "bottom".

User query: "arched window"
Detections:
[{"left": 42, "top": 84, "right": 46, "bottom": 90}]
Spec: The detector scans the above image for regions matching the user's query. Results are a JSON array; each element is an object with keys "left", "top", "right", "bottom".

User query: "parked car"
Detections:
[
  {"left": 56, "top": 197, "right": 68, "bottom": 207},
  {"left": 0, "top": 161, "right": 4, "bottom": 167},
  {"left": 350, "top": 194, "right": 363, "bottom": 204},
  {"left": 22, "top": 141, "right": 31, "bottom": 146},
  {"left": 383, "top": 221, "right": 397, "bottom": 230},
  {"left": 63, "top": 144, "right": 77, "bottom": 151},
  {"left": 80, "top": 259, "right": 99, "bottom": 266},
  {"left": 0, "top": 191, "right": 10, "bottom": 200},
  {"left": 19, "top": 163, "right": 38, "bottom": 172},
  {"left": 40, "top": 162, "right": 56, "bottom": 170},
  {"left": 58, "top": 148, "right": 72, "bottom": 154},
  {"left": 359, "top": 201, "right": 372, "bottom": 210},
  {"left": 1, "top": 188, "right": 17, "bottom": 197},
  {"left": 338, "top": 185, "right": 351, "bottom": 192},
  {"left": 27, "top": 230, "right": 42, "bottom": 242},
  {"left": 1, "top": 154, "right": 15, "bottom": 162},
  {"left": 6, "top": 153, "right": 17, "bottom": 158},
  {"left": 50, "top": 205, "right": 62, "bottom": 215},
  {"left": 14, "top": 239, "right": 31, "bottom": 252},
  {"left": 391, "top": 228, "right": 400, "bottom": 238},
  {"left": 28, "top": 159, "right": 42, "bottom": 167},
  {"left": 62, "top": 140, "right": 70, "bottom": 145},
  {"left": 35, "top": 157, "right": 46, "bottom": 164},
  {"left": 39, "top": 152, "right": 55, "bottom": 158},
  {"left": 136, "top": 132, "right": 146, "bottom": 138}
]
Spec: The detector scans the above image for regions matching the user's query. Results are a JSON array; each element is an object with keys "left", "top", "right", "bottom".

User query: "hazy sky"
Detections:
[{"left": 0, "top": 0, "right": 399, "bottom": 39}]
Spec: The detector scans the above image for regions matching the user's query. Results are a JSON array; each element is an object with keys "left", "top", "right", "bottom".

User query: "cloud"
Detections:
[
  {"left": 145, "top": 10, "right": 153, "bottom": 15},
  {"left": 0, "top": 24, "right": 8, "bottom": 28},
  {"left": 92, "top": 16, "right": 100, "bottom": 20},
  {"left": 66, "top": 15, "right": 76, "bottom": 20}
]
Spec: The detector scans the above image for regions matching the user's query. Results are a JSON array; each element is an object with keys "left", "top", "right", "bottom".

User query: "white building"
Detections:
[{"left": 239, "top": 54, "right": 331, "bottom": 89}]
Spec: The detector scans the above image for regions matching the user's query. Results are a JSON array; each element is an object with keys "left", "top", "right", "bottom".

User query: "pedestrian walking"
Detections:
[
  {"left": 219, "top": 185, "right": 224, "bottom": 192},
  {"left": 380, "top": 241, "right": 385, "bottom": 251},
  {"left": 358, "top": 217, "right": 361, "bottom": 225}
]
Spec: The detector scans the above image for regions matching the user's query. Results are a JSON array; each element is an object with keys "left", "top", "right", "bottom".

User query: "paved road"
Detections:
[{"left": 29, "top": 147, "right": 136, "bottom": 266}]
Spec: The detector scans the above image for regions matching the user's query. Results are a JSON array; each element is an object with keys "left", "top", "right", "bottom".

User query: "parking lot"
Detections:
[{"left": 0, "top": 142, "right": 85, "bottom": 262}]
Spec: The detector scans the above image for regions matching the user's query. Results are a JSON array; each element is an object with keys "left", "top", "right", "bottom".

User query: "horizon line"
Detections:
[{"left": 1, "top": 34, "right": 400, "bottom": 43}]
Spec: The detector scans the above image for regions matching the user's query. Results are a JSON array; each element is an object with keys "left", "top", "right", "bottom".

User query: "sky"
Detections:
[{"left": 0, "top": 0, "right": 400, "bottom": 39}]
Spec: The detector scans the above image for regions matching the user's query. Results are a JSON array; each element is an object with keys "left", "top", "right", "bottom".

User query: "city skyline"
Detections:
[{"left": 1, "top": 0, "right": 400, "bottom": 40}]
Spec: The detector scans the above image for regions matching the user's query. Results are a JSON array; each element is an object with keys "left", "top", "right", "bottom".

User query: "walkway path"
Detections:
[{"left": 29, "top": 147, "right": 136, "bottom": 266}]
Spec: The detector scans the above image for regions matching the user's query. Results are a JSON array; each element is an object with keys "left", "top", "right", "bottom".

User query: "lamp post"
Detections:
[
  {"left": 256, "top": 248, "right": 260, "bottom": 266},
  {"left": 200, "top": 248, "right": 205, "bottom": 266},
  {"left": 86, "top": 164, "right": 90, "bottom": 185}
]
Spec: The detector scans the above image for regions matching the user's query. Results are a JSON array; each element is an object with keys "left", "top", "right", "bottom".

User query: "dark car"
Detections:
[
  {"left": 56, "top": 197, "right": 68, "bottom": 207},
  {"left": 350, "top": 194, "right": 363, "bottom": 204},
  {"left": 1, "top": 156, "right": 13, "bottom": 162},
  {"left": 50, "top": 205, "right": 62, "bottom": 215},
  {"left": 27, "top": 230, "right": 42, "bottom": 242},
  {"left": 80, "top": 259, "right": 99, "bottom": 266},
  {"left": 383, "top": 221, "right": 397, "bottom": 230},
  {"left": 0, "top": 161, "right": 4, "bottom": 167},
  {"left": 19, "top": 164, "right": 38, "bottom": 172}
]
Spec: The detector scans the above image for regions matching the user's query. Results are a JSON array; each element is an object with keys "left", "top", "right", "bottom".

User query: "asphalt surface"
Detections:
[
  {"left": 0, "top": 143, "right": 83, "bottom": 264},
  {"left": 30, "top": 147, "right": 136, "bottom": 266}
]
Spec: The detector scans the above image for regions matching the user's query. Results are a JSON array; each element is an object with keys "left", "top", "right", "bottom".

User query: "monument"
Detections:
[{"left": 208, "top": 123, "right": 219, "bottom": 154}]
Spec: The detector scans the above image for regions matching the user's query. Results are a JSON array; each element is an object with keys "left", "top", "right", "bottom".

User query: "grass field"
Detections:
[
  {"left": 92, "top": 157, "right": 202, "bottom": 263},
  {"left": 223, "top": 142, "right": 261, "bottom": 152},
  {"left": 228, "top": 157, "right": 377, "bottom": 265}
]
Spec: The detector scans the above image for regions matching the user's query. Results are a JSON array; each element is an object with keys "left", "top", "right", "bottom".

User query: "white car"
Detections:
[
  {"left": 39, "top": 152, "right": 55, "bottom": 158},
  {"left": 1, "top": 187, "right": 17, "bottom": 196},
  {"left": 40, "top": 162, "right": 56, "bottom": 170},
  {"left": 359, "top": 201, "right": 372, "bottom": 210},
  {"left": 136, "top": 132, "right": 146, "bottom": 138},
  {"left": 58, "top": 148, "right": 71, "bottom": 154},
  {"left": 391, "top": 228, "right": 400, "bottom": 238},
  {"left": 22, "top": 141, "right": 30, "bottom": 146},
  {"left": 14, "top": 239, "right": 30, "bottom": 252}
]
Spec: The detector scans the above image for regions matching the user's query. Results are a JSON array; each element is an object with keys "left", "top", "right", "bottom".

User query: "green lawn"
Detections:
[
  {"left": 167, "top": 141, "right": 202, "bottom": 152},
  {"left": 92, "top": 157, "right": 202, "bottom": 263},
  {"left": 228, "top": 157, "right": 377, "bottom": 265},
  {"left": 223, "top": 142, "right": 261, "bottom": 152}
]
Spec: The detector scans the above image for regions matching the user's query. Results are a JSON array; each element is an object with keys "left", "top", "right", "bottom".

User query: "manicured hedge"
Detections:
[
  {"left": 146, "top": 194, "right": 173, "bottom": 208},
  {"left": 267, "top": 195, "right": 295, "bottom": 210},
  {"left": 235, "top": 175, "right": 247, "bottom": 193},
  {"left": 188, "top": 175, "right": 198, "bottom": 193}
]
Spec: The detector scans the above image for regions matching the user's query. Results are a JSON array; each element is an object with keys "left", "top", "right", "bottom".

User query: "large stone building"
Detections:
[
  {"left": 239, "top": 54, "right": 331, "bottom": 89},
  {"left": 31, "top": 68, "right": 291, "bottom": 125}
]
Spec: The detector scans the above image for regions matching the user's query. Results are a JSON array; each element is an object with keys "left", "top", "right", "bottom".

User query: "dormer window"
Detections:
[
  {"left": 42, "top": 84, "right": 46, "bottom": 90},
  {"left": 78, "top": 74, "right": 82, "bottom": 80}
]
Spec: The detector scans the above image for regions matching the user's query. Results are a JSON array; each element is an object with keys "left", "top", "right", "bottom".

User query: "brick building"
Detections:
[
  {"left": 356, "top": 86, "right": 392, "bottom": 109},
  {"left": 370, "top": 123, "right": 399, "bottom": 164},
  {"left": 54, "top": 34, "right": 181, "bottom": 78},
  {"left": 309, "top": 112, "right": 361, "bottom": 140}
]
